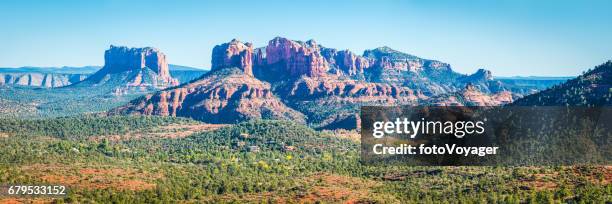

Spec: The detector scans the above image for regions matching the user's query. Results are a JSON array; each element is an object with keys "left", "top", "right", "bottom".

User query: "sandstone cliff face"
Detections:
[
  {"left": 211, "top": 39, "right": 254, "bottom": 76},
  {"left": 265, "top": 37, "right": 328, "bottom": 77},
  {"left": 364, "top": 46, "right": 419, "bottom": 71},
  {"left": 77, "top": 45, "right": 178, "bottom": 90},
  {"left": 362, "top": 46, "right": 455, "bottom": 82},
  {"left": 112, "top": 68, "right": 305, "bottom": 123},
  {"left": 104, "top": 46, "right": 170, "bottom": 77},
  {"left": 455, "top": 69, "right": 503, "bottom": 94},
  {"left": 335, "top": 50, "right": 372, "bottom": 76},
  {"left": 319, "top": 49, "right": 372, "bottom": 76},
  {"left": 286, "top": 75, "right": 422, "bottom": 104},
  {"left": 461, "top": 69, "right": 493, "bottom": 82},
  {"left": 460, "top": 85, "right": 513, "bottom": 106},
  {"left": 253, "top": 47, "right": 266, "bottom": 67},
  {"left": 428, "top": 84, "right": 514, "bottom": 106},
  {"left": 280, "top": 74, "right": 425, "bottom": 130},
  {"left": 255, "top": 37, "right": 459, "bottom": 83}
]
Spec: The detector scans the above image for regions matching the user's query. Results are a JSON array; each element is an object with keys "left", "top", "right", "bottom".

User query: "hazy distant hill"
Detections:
[
  {"left": 0, "top": 72, "right": 90, "bottom": 88},
  {"left": 169, "top": 68, "right": 208, "bottom": 85},
  {"left": 512, "top": 61, "right": 612, "bottom": 106},
  {"left": 0, "top": 66, "right": 101, "bottom": 74},
  {"left": 0, "top": 64, "right": 206, "bottom": 88},
  {"left": 495, "top": 76, "right": 572, "bottom": 94},
  {"left": 0, "top": 66, "right": 97, "bottom": 87}
]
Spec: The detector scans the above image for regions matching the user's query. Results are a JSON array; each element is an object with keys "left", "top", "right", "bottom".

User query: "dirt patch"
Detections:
[
  {"left": 383, "top": 169, "right": 444, "bottom": 181},
  {"left": 209, "top": 173, "right": 394, "bottom": 203},
  {"left": 154, "top": 123, "right": 228, "bottom": 139},
  {"left": 572, "top": 165, "right": 612, "bottom": 185},
  {"left": 528, "top": 173, "right": 559, "bottom": 190},
  {"left": 208, "top": 192, "right": 287, "bottom": 203},
  {"left": 89, "top": 123, "right": 229, "bottom": 142},
  {"left": 294, "top": 173, "right": 395, "bottom": 203},
  {"left": 518, "top": 166, "right": 612, "bottom": 190},
  {"left": 0, "top": 132, "right": 9, "bottom": 138},
  {"left": 323, "top": 129, "right": 360, "bottom": 142},
  {"left": 603, "top": 166, "right": 612, "bottom": 184},
  {"left": 0, "top": 198, "right": 54, "bottom": 204},
  {"left": 19, "top": 164, "right": 162, "bottom": 191}
]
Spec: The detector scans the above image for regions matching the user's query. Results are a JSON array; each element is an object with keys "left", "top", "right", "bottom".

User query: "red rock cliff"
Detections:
[
  {"left": 104, "top": 46, "right": 170, "bottom": 77},
  {"left": 100, "top": 45, "right": 177, "bottom": 86},
  {"left": 112, "top": 68, "right": 305, "bottom": 124},
  {"left": 265, "top": 37, "right": 328, "bottom": 77},
  {"left": 335, "top": 50, "right": 372, "bottom": 76},
  {"left": 211, "top": 39, "right": 254, "bottom": 76}
]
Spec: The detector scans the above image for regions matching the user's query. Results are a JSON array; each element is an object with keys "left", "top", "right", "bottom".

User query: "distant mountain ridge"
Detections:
[
  {"left": 495, "top": 76, "right": 571, "bottom": 95},
  {"left": 0, "top": 66, "right": 98, "bottom": 87},
  {"left": 0, "top": 66, "right": 100, "bottom": 74},
  {"left": 0, "top": 64, "right": 205, "bottom": 73},
  {"left": 0, "top": 73, "right": 88, "bottom": 88},
  {"left": 0, "top": 62, "right": 206, "bottom": 88},
  {"left": 494, "top": 76, "right": 574, "bottom": 80},
  {"left": 512, "top": 61, "right": 612, "bottom": 106},
  {"left": 2, "top": 38, "right": 605, "bottom": 130}
]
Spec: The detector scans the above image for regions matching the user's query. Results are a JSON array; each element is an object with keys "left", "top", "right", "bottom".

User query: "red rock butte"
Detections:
[
  {"left": 97, "top": 45, "right": 178, "bottom": 87},
  {"left": 211, "top": 39, "right": 254, "bottom": 76}
]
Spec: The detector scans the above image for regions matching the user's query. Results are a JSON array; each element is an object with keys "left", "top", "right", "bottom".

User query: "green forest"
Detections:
[{"left": 0, "top": 116, "right": 609, "bottom": 203}]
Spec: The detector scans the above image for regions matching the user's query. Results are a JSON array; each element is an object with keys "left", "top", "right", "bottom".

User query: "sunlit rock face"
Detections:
[
  {"left": 265, "top": 37, "right": 329, "bottom": 78},
  {"left": 75, "top": 45, "right": 178, "bottom": 92},
  {"left": 211, "top": 39, "right": 254, "bottom": 77},
  {"left": 112, "top": 68, "right": 305, "bottom": 124}
]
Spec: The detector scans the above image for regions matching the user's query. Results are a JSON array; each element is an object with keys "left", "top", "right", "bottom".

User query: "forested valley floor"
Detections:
[{"left": 0, "top": 116, "right": 609, "bottom": 203}]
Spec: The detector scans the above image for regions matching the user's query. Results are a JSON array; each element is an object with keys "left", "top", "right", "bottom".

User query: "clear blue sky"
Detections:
[{"left": 1, "top": 0, "right": 610, "bottom": 76}]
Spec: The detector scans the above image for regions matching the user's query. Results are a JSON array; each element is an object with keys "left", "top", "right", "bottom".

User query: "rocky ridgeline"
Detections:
[
  {"left": 209, "top": 37, "right": 451, "bottom": 104},
  {"left": 264, "top": 38, "right": 328, "bottom": 77},
  {"left": 116, "top": 37, "right": 517, "bottom": 129},
  {"left": 511, "top": 61, "right": 612, "bottom": 106},
  {"left": 428, "top": 84, "right": 514, "bottom": 106},
  {"left": 249, "top": 37, "right": 464, "bottom": 82},
  {"left": 331, "top": 50, "right": 372, "bottom": 76},
  {"left": 112, "top": 67, "right": 305, "bottom": 123},
  {"left": 211, "top": 39, "right": 254, "bottom": 76}
]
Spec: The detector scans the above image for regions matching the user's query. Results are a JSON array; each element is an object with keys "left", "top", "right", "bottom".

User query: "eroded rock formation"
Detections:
[
  {"left": 76, "top": 45, "right": 178, "bottom": 90},
  {"left": 211, "top": 39, "right": 254, "bottom": 76},
  {"left": 104, "top": 45, "right": 171, "bottom": 77},
  {"left": 112, "top": 68, "right": 305, "bottom": 123},
  {"left": 285, "top": 75, "right": 422, "bottom": 104},
  {"left": 116, "top": 37, "right": 519, "bottom": 129},
  {"left": 428, "top": 84, "right": 514, "bottom": 106},
  {"left": 265, "top": 37, "right": 329, "bottom": 77}
]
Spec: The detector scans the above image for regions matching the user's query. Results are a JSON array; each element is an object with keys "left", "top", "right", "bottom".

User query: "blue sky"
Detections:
[{"left": 1, "top": 0, "right": 610, "bottom": 76}]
